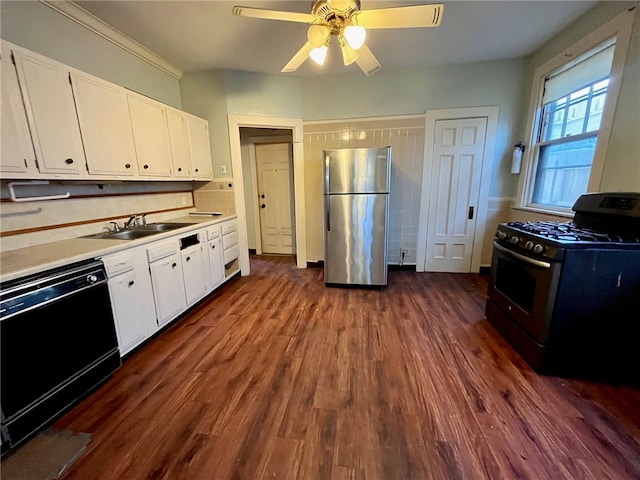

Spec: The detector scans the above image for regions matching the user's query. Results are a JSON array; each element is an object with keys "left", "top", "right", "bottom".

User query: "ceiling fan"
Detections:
[{"left": 232, "top": 0, "right": 443, "bottom": 76}]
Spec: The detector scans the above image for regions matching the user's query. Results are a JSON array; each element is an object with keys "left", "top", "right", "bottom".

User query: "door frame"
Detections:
[
  {"left": 228, "top": 114, "right": 306, "bottom": 274},
  {"left": 416, "top": 106, "right": 499, "bottom": 273}
]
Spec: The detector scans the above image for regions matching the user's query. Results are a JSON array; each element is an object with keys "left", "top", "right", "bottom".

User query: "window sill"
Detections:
[{"left": 511, "top": 205, "right": 575, "bottom": 219}]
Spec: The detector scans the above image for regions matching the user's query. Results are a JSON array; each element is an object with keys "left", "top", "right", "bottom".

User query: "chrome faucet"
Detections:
[
  {"left": 124, "top": 215, "right": 139, "bottom": 229},
  {"left": 109, "top": 221, "right": 121, "bottom": 232}
]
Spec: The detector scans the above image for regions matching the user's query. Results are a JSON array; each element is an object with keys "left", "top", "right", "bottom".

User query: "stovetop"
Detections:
[{"left": 505, "top": 221, "right": 640, "bottom": 244}]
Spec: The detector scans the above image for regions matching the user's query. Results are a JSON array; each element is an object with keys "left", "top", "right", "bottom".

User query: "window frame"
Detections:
[{"left": 516, "top": 8, "right": 635, "bottom": 216}]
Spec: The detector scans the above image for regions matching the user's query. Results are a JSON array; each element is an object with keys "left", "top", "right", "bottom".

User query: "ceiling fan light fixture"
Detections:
[
  {"left": 309, "top": 45, "right": 328, "bottom": 65},
  {"left": 344, "top": 25, "right": 366, "bottom": 50},
  {"left": 308, "top": 24, "right": 330, "bottom": 48},
  {"left": 340, "top": 38, "right": 360, "bottom": 65}
]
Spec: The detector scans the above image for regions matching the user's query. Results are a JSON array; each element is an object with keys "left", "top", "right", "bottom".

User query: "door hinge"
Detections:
[
  {"left": 10, "top": 52, "right": 16, "bottom": 65},
  {"left": 23, "top": 159, "right": 28, "bottom": 168},
  {"left": 68, "top": 73, "right": 72, "bottom": 85}
]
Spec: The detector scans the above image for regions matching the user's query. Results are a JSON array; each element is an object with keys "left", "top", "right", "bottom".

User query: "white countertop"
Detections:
[{"left": 0, "top": 214, "right": 236, "bottom": 284}]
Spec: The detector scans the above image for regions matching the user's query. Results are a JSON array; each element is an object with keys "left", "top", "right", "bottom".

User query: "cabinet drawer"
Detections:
[
  {"left": 102, "top": 251, "right": 135, "bottom": 277},
  {"left": 147, "top": 239, "right": 178, "bottom": 263},
  {"left": 223, "top": 244, "right": 239, "bottom": 264},
  {"left": 207, "top": 225, "right": 221, "bottom": 240},
  {"left": 220, "top": 220, "right": 237, "bottom": 236},
  {"left": 222, "top": 230, "right": 238, "bottom": 250}
]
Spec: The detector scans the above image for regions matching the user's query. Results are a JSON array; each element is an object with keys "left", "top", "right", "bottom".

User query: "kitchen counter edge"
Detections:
[{"left": 0, "top": 214, "right": 237, "bottom": 284}]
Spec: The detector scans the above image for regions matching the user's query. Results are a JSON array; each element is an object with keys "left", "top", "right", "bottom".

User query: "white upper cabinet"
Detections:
[
  {"left": 127, "top": 92, "right": 173, "bottom": 178},
  {"left": 70, "top": 69, "right": 138, "bottom": 178},
  {"left": 10, "top": 45, "right": 85, "bottom": 176},
  {"left": 0, "top": 43, "right": 37, "bottom": 176},
  {"left": 166, "top": 108, "right": 191, "bottom": 179},
  {"left": 186, "top": 114, "right": 213, "bottom": 180}
]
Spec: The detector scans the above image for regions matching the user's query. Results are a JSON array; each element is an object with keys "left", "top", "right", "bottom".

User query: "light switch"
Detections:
[{"left": 220, "top": 165, "right": 227, "bottom": 174}]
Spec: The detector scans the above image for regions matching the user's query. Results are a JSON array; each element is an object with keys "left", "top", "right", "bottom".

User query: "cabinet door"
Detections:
[
  {"left": 0, "top": 45, "right": 37, "bottom": 175},
  {"left": 108, "top": 269, "right": 156, "bottom": 356},
  {"left": 208, "top": 237, "right": 224, "bottom": 289},
  {"left": 149, "top": 253, "right": 186, "bottom": 327},
  {"left": 12, "top": 48, "right": 85, "bottom": 175},
  {"left": 181, "top": 244, "right": 207, "bottom": 306},
  {"left": 128, "top": 93, "right": 173, "bottom": 178},
  {"left": 166, "top": 109, "right": 191, "bottom": 178},
  {"left": 71, "top": 70, "right": 137, "bottom": 177},
  {"left": 186, "top": 115, "right": 213, "bottom": 179}
]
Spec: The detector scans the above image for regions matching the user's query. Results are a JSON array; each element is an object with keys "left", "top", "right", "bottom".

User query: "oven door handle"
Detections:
[{"left": 494, "top": 241, "right": 552, "bottom": 269}]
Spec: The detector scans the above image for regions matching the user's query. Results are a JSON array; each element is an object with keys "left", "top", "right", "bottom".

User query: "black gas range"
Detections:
[{"left": 486, "top": 192, "right": 640, "bottom": 384}]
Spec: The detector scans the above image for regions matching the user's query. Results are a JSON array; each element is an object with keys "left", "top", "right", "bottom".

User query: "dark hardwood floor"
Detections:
[{"left": 53, "top": 254, "right": 640, "bottom": 479}]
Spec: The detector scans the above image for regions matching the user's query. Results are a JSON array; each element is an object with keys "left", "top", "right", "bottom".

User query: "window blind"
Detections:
[{"left": 542, "top": 42, "right": 615, "bottom": 105}]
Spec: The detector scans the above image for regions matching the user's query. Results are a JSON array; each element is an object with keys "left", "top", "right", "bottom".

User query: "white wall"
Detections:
[{"left": 0, "top": 1, "right": 181, "bottom": 107}]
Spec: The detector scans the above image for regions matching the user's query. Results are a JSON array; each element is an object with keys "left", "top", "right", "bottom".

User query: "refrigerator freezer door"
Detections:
[
  {"left": 325, "top": 147, "right": 391, "bottom": 194},
  {"left": 325, "top": 193, "right": 389, "bottom": 286}
]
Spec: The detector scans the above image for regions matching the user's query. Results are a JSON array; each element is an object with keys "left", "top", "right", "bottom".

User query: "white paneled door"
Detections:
[
  {"left": 425, "top": 117, "right": 487, "bottom": 272},
  {"left": 256, "top": 143, "right": 295, "bottom": 255}
]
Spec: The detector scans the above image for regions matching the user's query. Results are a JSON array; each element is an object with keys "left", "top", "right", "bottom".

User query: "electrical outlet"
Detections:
[
  {"left": 220, "top": 165, "right": 227, "bottom": 174},
  {"left": 181, "top": 195, "right": 187, "bottom": 206},
  {"left": 400, "top": 248, "right": 409, "bottom": 256}
]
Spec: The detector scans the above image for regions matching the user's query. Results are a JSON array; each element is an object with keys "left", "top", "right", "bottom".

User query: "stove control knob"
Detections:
[
  {"left": 496, "top": 231, "right": 507, "bottom": 240},
  {"left": 533, "top": 244, "right": 544, "bottom": 254},
  {"left": 509, "top": 236, "right": 520, "bottom": 245},
  {"left": 524, "top": 241, "right": 534, "bottom": 250}
]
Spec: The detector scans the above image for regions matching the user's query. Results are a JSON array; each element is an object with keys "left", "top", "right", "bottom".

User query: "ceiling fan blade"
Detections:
[
  {"left": 281, "top": 42, "right": 314, "bottom": 73},
  {"left": 355, "top": 44, "right": 382, "bottom": 76},
  {"left": 232, "top": 6, "right": 314, "bottom": 23},
  {"left": 353, "top": 4, "right": 443, "bottom": 29}
]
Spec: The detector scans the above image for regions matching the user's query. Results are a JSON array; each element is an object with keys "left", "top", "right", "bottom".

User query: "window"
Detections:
[
  {"left": 530, "top": 42, "right": 615, "bottom": 209},
  {"left": 519, "top": 8, "right": 634, "bottom": 214}
]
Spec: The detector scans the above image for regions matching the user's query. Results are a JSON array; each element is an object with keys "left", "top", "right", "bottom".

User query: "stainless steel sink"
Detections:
[
  {"left": 138, "top": 222, "right": 195, "bottom": 232},
  {"left": 82, "top": 222, "right": 195, "bottom": 240}
]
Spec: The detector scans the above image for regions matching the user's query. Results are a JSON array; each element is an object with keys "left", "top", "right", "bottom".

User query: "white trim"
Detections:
[
  {"left": 416, "top": 105, "right": 499, "bottom": 273},
  {"left": 228, "top": 114, "right": 306, "bottom": 274},
  {"left": 304, "top": 113, "right": 425, "bottom": 125},
  {"left": 516, "top": 7, "right": 635, "bottom": 210},
  {"left": 247, "top": 143, "right": 262, "bottom": 255},
  {"left": 40, "top": 0, "right": 183, "bottom": 79}
]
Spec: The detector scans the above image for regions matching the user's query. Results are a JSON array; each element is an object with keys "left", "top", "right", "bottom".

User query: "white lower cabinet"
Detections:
[
  {"left": 102, "top": 218, "right": 238, "bottom": 357},
  {"left": 149, "top": 249, "right": 187, "bottom": 328},
  {"left": 102, "top": 248, "right": 157, "bottom": 356},
  {"left": 208, "top": 237, "right": 225, "bottom": 289},
  {"left": 181, "top": 243, "right": 207, "bottom": 306}
]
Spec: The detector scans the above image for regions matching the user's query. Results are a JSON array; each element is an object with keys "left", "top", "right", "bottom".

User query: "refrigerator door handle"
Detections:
[{"left": 325, "top": 196, "right": 331, "bottom": 232}]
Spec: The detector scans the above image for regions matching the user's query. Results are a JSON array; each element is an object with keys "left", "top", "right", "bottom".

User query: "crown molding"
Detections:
[{"left": 40, "top": 0, "right": 183, "bottom": 79}]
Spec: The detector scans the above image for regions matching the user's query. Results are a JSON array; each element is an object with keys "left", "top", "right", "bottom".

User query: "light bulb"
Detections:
[
  {"left": 344, "top": 25, "right": 366, "bottom": 50},
  {"left": 309, "top": 45, "right": 328, "bottom": 66}
]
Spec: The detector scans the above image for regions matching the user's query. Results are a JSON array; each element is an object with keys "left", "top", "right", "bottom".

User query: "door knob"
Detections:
[{"left": 261, "top": 204, "right": 266, "bottom": 208}]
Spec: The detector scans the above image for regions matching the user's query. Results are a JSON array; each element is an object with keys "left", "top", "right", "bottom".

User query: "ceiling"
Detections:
[{"left": 73, "top": 0, "right": 599, "bottom": 77}]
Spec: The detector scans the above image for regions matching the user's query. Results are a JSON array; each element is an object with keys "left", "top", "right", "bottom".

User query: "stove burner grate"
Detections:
[{"left": 506, "top": 221, "right": 640, "bottom": 244}]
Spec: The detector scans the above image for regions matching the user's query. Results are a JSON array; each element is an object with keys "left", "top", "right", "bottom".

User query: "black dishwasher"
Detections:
[{"left": 0, "top": 259, "right": 121, "bottom": 454}]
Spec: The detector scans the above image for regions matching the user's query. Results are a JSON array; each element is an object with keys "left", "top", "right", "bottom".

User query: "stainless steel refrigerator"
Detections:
[{"left": 323, "top": 146, "right": 391, "bottom": 287}]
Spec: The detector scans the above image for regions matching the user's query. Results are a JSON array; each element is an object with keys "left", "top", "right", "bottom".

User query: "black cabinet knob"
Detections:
[
  {"left": 261, "top": 194, "right": 265, "bottom": 199},
  {"left": 128, "top": 280, "right": 135, "bottom": 287},
  {"left": 186, "top": 256, "right": 191, "bottom": 262},
  {"left": 143, "top": 164, "right": 149, "bottom": 169},
  {"left": 178, "top": 167, "right": 182, "bottom": 172},
  {"left": 65, "top": 158, "right": 74, "bottom": 165},
  {"left": 211, "top": 244, "right": 215, "bottom": 249},
  {"left": 125, "top": 163, "right": 131, "bottom": 169},
  {"left": 172, "top": 262, "right": 177, "bottom": 268},
  {"left": 261, "top": 204, "right": 266, "bottom": 209},
  {"left": 195, "top": 168, "right": 199, "bottom": 172}
]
